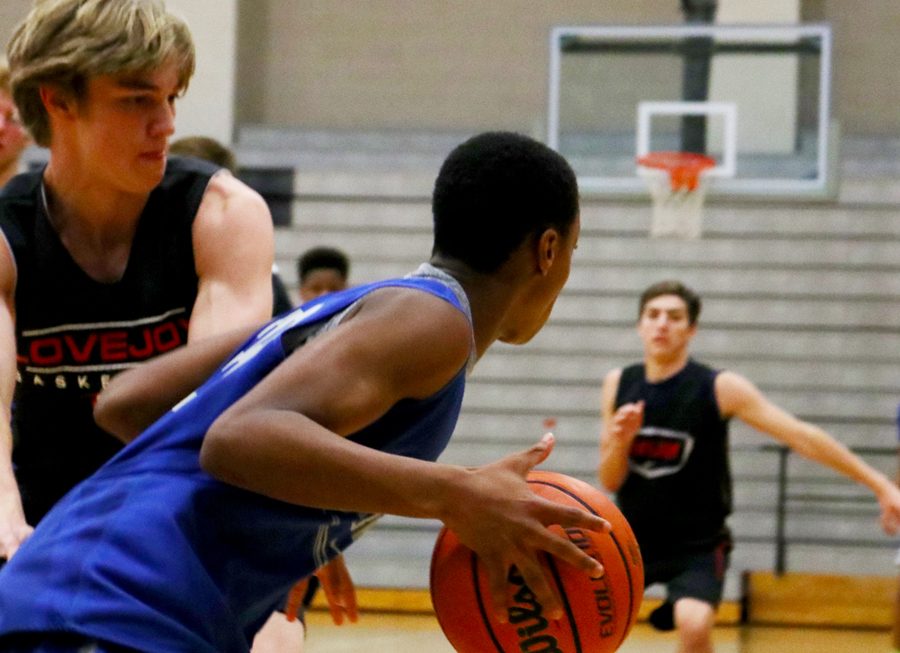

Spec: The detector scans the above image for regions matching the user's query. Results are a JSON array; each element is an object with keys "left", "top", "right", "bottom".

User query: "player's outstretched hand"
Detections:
[
  {"left": 610, "top": 400, "right": 644, "bottom": 444},
  {"left": 439, "top": 433, "right": 610, "bottom": 624},
  {"left": 876, "top": 481, "right": 900, "bottom": 535},
  {"left": 0, "top": 492, "right": 32, "bottom": 561}
]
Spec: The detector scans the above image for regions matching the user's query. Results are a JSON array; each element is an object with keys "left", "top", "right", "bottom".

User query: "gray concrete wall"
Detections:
[
  {"left": 232, "top": 0, "right": 900, "bottom": 136},
  {"left": 2, "top": 1, "right": 900, "bottom": 136}
]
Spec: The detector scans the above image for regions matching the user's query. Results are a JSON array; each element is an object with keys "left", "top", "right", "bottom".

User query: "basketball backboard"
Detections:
[{"left": 547, "top": 24, "right": 835, "bottom": 199}]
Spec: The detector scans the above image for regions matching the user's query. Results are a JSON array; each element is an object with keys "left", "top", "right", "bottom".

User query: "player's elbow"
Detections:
[
  {"left": 93, "top": 388, "right": 142, "bottom": 443},
  {"left": 200, "top": 415, "right": 248, "bottom": 486}
]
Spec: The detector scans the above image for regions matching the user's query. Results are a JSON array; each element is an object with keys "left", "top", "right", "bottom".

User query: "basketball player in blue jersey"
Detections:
[
  {"left": 0, "top": 131, "right": 609, "bottom": 653},
  {"left": 598, "top": 280, "right": 900, "bottom": 653}
]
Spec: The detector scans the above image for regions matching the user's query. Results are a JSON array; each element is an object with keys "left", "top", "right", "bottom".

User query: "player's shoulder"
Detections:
[
  {"left": 200, "top": 169, "right": 269, "bottom": 219},
  {"left": 600, "top": 367, "right": 624, "bottom": 405},
  {"left": 360, "top": 282, "right": 469, "bottom": 336},
  {"left": 341, "top": 283, "right": 472, "bottom": 396},
  {"left": 362, "top": 283, "right": 470, "bottom": 356},
  {"left": 191, "top": 170, "right": 272, "bottom": 248},
  {"left": 713, "top": 369, "right": 761, "bottom": 415},
  {"left": 714, "top": 368, "right": 752, "bottom": 391},
  {"left": 603, "top": 367, "right": 624, "bottom": 387}
]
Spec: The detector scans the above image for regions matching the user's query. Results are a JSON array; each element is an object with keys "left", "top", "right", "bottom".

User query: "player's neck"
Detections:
[
  {"left": 42, "top": 161, "right": 146, "bottom": 232},
  {"left": 41, "top": 166, "right": 144, "bottom": 283},
  {"left": 643, "top": 351, "right": 690, "bottom": 383},
  {"left": 429, "top": 257, "right": 515, "bottom": 361}
]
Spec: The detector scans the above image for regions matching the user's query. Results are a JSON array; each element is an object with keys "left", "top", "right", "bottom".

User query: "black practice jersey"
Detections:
[
  {"left": 614, "top": 360, "right": 732, "bottom": 557},
  {"left": 0, "top": 156, "right": 217, "bottom": 522}
]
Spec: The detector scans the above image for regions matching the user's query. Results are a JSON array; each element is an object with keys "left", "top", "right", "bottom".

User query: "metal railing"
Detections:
[{"left": 741, "top": 443, "right": 896, "bottom": 575}]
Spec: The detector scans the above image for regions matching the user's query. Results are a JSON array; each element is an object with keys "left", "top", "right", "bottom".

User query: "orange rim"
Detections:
[{"left": 637, "top": 151, "right": 716, "bottom": 191}]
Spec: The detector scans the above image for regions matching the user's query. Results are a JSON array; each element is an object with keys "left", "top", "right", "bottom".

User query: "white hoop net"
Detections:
[{"left": 638, "top": 166, "right": 709, "bottom": 240}]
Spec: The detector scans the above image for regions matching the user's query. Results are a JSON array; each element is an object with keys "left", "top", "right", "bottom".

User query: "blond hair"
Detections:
[
  {"left": 6, "top": 0, "right": 195, "bottom": 146},
  {"left": 0, "top": 58, "right": 10, "bottom": 94}
]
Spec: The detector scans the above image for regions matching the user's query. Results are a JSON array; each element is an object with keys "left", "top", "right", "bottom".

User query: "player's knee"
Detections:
[
  {"left": 678, "top": 619, "right": 713, "bottom": 650},
  {"left": 674, "top": 598, "right": 715, "bottom": 646}
]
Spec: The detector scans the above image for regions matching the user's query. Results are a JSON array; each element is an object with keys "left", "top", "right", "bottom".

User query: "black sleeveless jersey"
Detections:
[
  {"left": 614, "top": 359, "right": 731, "bottom": 556},
  {"left": 0, "top": 156, "right": 217, "bottom": 523}
]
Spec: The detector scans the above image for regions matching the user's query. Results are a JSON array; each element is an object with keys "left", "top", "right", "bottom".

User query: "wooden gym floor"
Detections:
[
  {"left": 304, "top": 575, "right": 896, "bottom": 652},
  {"left": 304, "top": 612, "right": 890, "bottom": 652}
]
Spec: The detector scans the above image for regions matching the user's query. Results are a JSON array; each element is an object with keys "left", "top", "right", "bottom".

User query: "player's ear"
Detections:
[
  {"left": 535, "top": 228, "right": 559, "bottom": 276},
  {"left": 39, "top": 84, "right": 77, "bottom": 119}
]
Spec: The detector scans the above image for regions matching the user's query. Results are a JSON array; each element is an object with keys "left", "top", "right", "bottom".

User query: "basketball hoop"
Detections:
[{"left": 637, "top": 151, "right": 716, "bottom": 239}]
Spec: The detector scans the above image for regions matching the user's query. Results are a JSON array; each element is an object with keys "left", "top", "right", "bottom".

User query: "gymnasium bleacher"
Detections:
[{"left": 235, "top": 126, "right": 900, "bottom": 625}]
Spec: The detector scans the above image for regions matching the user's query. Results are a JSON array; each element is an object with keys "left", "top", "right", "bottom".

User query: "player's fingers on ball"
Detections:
[
  {"left": 515, "top": 558, "right": 562, "bottom": 620},
  {"left": 539, "top": 530, "right": 604, "bottom": 579},
  {"left": 536, "top": 500, "right": 610, "bottom": 533},
  {"left": 484, "top": 558, "right": 512, "bottom": 623}
]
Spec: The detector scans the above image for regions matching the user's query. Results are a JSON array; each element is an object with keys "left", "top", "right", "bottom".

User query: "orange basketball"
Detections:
[{"left": 430, "top": 470, "right": 643, "bottom": 653}]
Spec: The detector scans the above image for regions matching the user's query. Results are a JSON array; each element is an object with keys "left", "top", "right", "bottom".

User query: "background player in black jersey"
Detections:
[
  {"left": 0, "top": 58, "right": 30, "bottom": 188},
  {"left": 598, "top": 280, "right": 900, "bottom": 653},
  {"left": 0, "top": 0, "right": 278, "bottom": 642}
]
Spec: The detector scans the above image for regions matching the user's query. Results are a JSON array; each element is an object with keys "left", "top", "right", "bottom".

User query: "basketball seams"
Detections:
[
  {"left": 432, "top": 474, "right": 643, "bottom": 652},
  {"left": 469, "top": 549, "right": 507, "bottom": 652},
  {"left": 431, "top": 528, "right": 506, "bottom": 652},
  {"left": 527, "top": 478, "right": 639, "bottom": 650}
]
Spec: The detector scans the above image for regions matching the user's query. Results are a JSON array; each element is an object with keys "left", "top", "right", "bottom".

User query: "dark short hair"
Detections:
[
  {"left": 639, "top": 280, "right": 702, "bottom": 325},
  {"left": 297, "top": 246, "right": 350, "bottom": 283},
  {"left": 431, "top": 131, "right": 579, "bottom": 273}
]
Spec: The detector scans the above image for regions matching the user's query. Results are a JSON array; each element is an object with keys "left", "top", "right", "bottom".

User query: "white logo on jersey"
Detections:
[
  {"left": 220, "top": 302, "right": 325, "bottom": 378},
  {"left": 628, "top": 427, "right": 695, "bottom": 479},
  {"left": 171, "top": 303, "right": 327, "bottom": 413}
]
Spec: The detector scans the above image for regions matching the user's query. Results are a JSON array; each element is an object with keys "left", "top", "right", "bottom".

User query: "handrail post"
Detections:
[{"left": 774, "top": 446, "right": 789, "bottom": 576}]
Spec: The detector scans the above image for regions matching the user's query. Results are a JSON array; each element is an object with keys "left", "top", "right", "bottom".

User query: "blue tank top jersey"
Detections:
[{"left": 0, "top": 274, "right": 471, "bottom": 653}]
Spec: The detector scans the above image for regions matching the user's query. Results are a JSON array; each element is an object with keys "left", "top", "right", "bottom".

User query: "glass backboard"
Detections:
[{"left": 548, "top": 24, "right": 834, "bottom": 199}]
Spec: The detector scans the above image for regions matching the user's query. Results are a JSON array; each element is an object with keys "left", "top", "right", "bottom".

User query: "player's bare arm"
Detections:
[
  {"left": 200, "top": 287, "right": 476, "bottom": 495},
  {"left": 0, "top": 236, "right": 32, "bottom": 556},
  {"left": 189, "top": 172, "right": 274, "bottom": 340},
  {"left": 716, "top": 370, "right": 900, "bottom": 533},
  {"left": 200, "top": 288, "right": 608, "bottom": 621},
  {"left": 598, "top": 368, "right": 644, "bottom": 492},
  {"left": 94, "top": 325, "right": 259, "bottom": 443}
]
